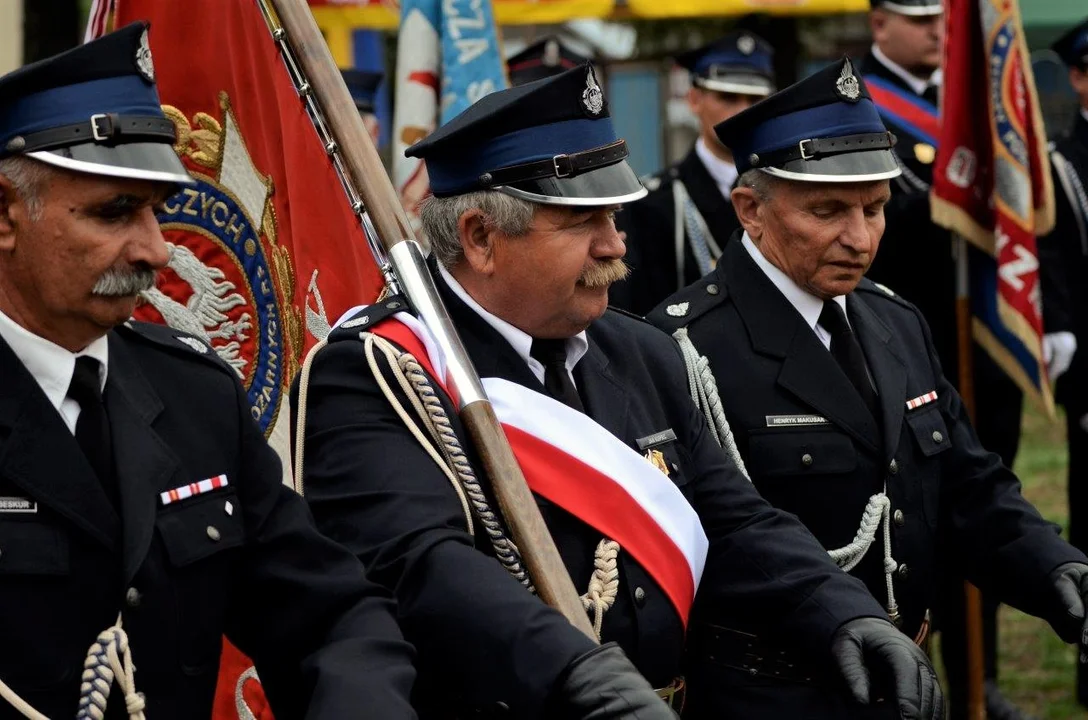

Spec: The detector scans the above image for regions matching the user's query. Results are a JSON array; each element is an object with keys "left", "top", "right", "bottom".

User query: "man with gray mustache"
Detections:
[{"left": 293, "top": 64, "right": 942, "bottom": 719}]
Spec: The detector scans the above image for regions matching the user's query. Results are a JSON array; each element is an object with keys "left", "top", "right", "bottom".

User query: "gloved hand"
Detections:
[
  {"left": 831, "top": 617, "right": 944, "bottom": 719},
  {"left": 549, "top": 643, "right": 676, "bottom": 719},
  {"left": 1043, "top": 331, "right": 1077, "bottom": 381},
  {"left": 1046, "top": 562, "right": 1088, "bottom": 660}
]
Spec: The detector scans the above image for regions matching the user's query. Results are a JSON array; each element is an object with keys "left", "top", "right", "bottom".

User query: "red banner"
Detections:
[
  {"left": 91, "top": 1, "right": 387, "bottom": 716},
  {"left": 931, "top": 0, "right": 1056, "bottom": 413}
]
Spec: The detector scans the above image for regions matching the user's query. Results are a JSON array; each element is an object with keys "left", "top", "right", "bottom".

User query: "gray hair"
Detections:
[
  {"left": 419, "top": 190, "right": 536, "bottom": 269},
  {"left": 735, "top": 168, "right": 780, "bottom": 202},
  {"left": 0, "top": 156, "right": 51, "bottom": 220}
]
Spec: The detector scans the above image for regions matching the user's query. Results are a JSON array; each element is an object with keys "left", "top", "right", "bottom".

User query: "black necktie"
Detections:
[
  {"left": 530, "top": 339, "right": 585, "bottom": 413},
  {"left": 67, "top": 357, "right": 118, "bottom": 506},
  {"left": 818, "top": 300, "right": 881, "bottom": 421}
]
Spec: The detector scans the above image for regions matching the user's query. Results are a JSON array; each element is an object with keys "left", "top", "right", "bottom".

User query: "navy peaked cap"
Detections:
[
  {"left": 1052, "top": 18, "right": 1088, "bottom": 70},
  {"left": 0, "top": 22, "right": 191, "bottom": 185},
  {"left": 407, "top": 64, "right": 645, "bottom": 205},
  {"left": 870, "top": 0, "right": 943, "bottom": 15},
  {"left": 507, "top": 36, "right": 590, "bottom": 87},
  {"left": 675, "top": 32, "right": 776, "bottom": 96},
  {"left": 341, "top": 69, "right": 383, "bottom": 113},
  {"left": 715, "top": 57, "right": 901, "bottom": 183}
]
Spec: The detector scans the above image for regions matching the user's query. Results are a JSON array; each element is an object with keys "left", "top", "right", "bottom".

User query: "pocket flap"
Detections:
[
  {"left": 748, "top": 430, "right": 858, "bottom": 478},
  {"left": 906, "top": 407, "right": 951, "bottom": 457},
  {"left": 0, "top": 519, "right": 68, "bottom": 575},
  {"left": 156, "top": 490, "right": 244, "bottom": 567}
]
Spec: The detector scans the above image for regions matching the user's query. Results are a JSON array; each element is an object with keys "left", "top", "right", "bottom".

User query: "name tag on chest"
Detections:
[
  {"left": 765, "top": 414, "right": 830, "bottom": 428},
  {"left": 0, "top": 497, "right": 37, "bottom": 514}
]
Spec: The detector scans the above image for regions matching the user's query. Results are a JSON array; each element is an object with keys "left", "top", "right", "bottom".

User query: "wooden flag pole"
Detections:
[
  {"left": 955, "top": 234, "right": 987, "bottom": 720},
  {"left": 256, "top": 0, "right": 597, "bottom": 641}
]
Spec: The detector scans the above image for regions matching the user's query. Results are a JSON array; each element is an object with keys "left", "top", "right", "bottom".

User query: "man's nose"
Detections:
[{"left": 128, "top": 205, "right": 171, "bottom": 270}]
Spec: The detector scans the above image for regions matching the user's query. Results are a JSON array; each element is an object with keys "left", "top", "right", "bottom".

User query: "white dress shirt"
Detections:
[
  {"left": 741, "top": 233, "right": 849, "bottom": 350},
  {"left": 0, "top": 307, "right": 109, "bottom": 434},
  {"left": 694, "top": 137, "right": 740, "bottom": 200},
  {"left": 871, "top": 44, "right": 941, "bottom": 97},
  {"left": 439, "top": 265, "right": 589, "bottom": 386}
]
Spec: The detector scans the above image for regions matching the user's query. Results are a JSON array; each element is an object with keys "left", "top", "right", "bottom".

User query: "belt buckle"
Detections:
[
  {"left": 798, "top": 138, "right": 816, "bottom": 161},
  {"left": 655, "top": 676, "right": 686, "bottom": 712},
  {"left": 90, "top": 113, "right": 114, "bottom": 142},
  {"left": 553, "top": 154, "right": 573, "bottom": 178}
]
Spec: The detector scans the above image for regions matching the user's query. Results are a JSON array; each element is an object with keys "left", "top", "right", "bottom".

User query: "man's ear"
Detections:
[
  {"left": 458, "top": 208, "right": 497, "bottom": 276},
  {"left": 731, "top": 186, "right": 767, "bottom": 239},
  {"left": 869, "top": 9, "right": 889, "bottom": 43},
  {"left": 0, "top": 174, "right": 19, "bottom": 251},
  {"left": 686, "top": 87, "right": 703, "bottom": 116}
]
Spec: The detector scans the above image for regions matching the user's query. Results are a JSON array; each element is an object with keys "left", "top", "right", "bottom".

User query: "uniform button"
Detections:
[
  {"left": 898, "top": 564, "right": 910, "bottom": 580},
  {"left": 801, "top": 453, "right": 814, "bottom": 467},
  {"left": 893, "top": 509, "right": 905, "bottom": 527},
  {"left": 706, "top": 284, "right": 720, "bottom": 295},
  {"left": 634, "top": 587, "right": 647, "bottom": 607},
  {"left": 206, "top": 525, "right": 221, "bottom": 542},
  {"left": 931, "top": 431, "right": 944, "bottom": 444},
  {"left": 888, "top": 459, "right": 899, "bottom": 475},
  {"left": 125, "top": 587, "right": 142, "bottom": 608}
]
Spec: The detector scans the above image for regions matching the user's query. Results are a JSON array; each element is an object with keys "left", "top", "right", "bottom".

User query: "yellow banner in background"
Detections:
[
  {"left": 312, "top": 0, "right": 615, "bottom": 33},
  {"left": 626, "top": 0, "right": 867, "bottom": 17}
]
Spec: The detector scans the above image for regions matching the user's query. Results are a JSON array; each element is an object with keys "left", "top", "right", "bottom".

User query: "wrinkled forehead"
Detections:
[{"left": 779, "top": 177, "right": 892, "bottom": 204}]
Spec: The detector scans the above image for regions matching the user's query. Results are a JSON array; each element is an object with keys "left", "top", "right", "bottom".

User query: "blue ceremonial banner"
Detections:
[{"left": 439, "top": 0, "right": 508, "bottom": 125}]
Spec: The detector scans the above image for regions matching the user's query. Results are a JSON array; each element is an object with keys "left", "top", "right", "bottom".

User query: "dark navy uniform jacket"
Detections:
[
  {"left": 610, "top": 148, "right": 741, "bottom": 316},
  {"left": 0, "top": 322, "right": 416, "bottom": 719},
  {"left": 649, "top": 237, "right": 1086, "bottom": 669},
  {"left": 295, "top": 273, "right": 887, "bottom": 719}
]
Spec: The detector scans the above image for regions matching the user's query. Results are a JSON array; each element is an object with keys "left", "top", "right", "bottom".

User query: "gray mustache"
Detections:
[{"left": 91, "top": 266, "right": 158, "bottom": 297}]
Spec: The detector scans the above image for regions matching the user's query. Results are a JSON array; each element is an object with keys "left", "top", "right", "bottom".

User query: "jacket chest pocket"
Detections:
[
  {"left": 905, "top": 407, "right": 951, "bottom": 458},
  {"left": 747, "top": 429, "right": 859, "bottom": 478},
  {"left": 0, "top": 518, "right": 69, "bottom": 576},
  {"left": 155, "top": 488, "right": 244, "bottom": 672}
]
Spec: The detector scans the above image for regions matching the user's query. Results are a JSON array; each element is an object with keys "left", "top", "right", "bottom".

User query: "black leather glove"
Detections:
[
  {"left": 831, "top": 617, "right": 944, "bottom": 719},
  {"left": 1047, "top": 562, "right": 1088, "bottom": 658},
  {"left": 549, "top": 643, "right": 677, "bottom": 719}
]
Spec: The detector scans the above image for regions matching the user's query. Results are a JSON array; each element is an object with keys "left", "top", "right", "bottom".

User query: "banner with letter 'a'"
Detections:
[
  {"left": 931, "top": 0, "right": 1056, "bottom": 414},
  {"left": 86, "top": 0, "right": 389, "bottom": 716}
]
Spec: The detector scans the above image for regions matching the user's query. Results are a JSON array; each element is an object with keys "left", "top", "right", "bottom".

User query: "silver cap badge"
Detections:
[
  {"left": 835, "top": 60, "right": 861, "bottom": 102},
  {"left": 737, "top": 35, "right": 756, "bottom": 56},
  {"left": 583, "top": 67, "right": 604, "bottom": 116},
  {"left": 136, "top": 28, "right": 156, "bottom": 83}
]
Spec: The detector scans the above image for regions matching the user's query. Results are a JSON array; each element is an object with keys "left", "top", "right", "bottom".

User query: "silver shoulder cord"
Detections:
[
  {"left": 672, "top": 327, "right": 901, "bottom": 624},
  {"left": 1051, "top": 150, "right": 1088, "bottom": 256}
]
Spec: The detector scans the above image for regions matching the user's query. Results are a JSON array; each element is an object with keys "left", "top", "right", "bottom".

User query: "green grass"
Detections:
[{"left": 989, "top": 404, "right": 1084, "bottom": 718}]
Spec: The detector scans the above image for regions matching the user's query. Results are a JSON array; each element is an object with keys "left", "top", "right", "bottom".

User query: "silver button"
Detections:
[
  {"left": 898, "top": 564, "right": 910, "bottom": 580},
  {"left": 893, "top": 509, "right": 905, "bottom": 527},
  {"left": 932, "top": 431, "right": 944, "bottom": 444},
  {"left": 801, "top": 453, "right": 814, "bottom": 467},
  {"left": 206, "top": 525, "right": 221, "bottom": 542},
  {"left": 125, "top": 587, "right": 142, "bottom": 608},
  {"left": 634, "top": 587, "right": 647, "bottom": 607},
  {"left": 888, "top": 459, "right": 899, "bottom": 475},
  {"left": 706, "top": 284, "right": 720, "bottom": 295}
]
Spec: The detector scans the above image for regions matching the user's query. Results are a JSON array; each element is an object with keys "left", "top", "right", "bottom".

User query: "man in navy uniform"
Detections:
[
  {"left": 648, "top": 57, "right": 1088, "bottom": 720},
  {"left": 341, "top": 68, "right": 383, "bottom": 145},
  {"left": 1042, "top": 16, "right": 1088, "bottom": 707},
  {"left": 860, "top": 2, "right": 1073, "bottom": 715},
  {"left": 610, "top": 32, "right": 775, "bottom": 315},
  {"left": 506, "top": 35, "right": 590, "bottom": 86},
  {"left": 0, "top": 24, "right": 418, "bottom": 719},
  {"left": 295, "top": 62, "right": 944, "bottom": 719}
]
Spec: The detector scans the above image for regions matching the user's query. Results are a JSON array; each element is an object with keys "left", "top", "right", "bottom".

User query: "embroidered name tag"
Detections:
[
  {"left": 905, "top": 391, "right": 938, "bottom": 410},
  {"left": 765, "top": 414, "right": 830, "bottom": 427},
  {"left": 160, "top": 474, "right": 229, "bottom": 506},
  {"left": 636, "top": 428, "right": 678, "bottom": 450},
  {"left": 0, "top": 497, "right": 37, "bottom": 514}
]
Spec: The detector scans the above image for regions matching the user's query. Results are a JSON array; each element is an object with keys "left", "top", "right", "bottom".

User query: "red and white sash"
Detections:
[{"left": 359, "top": 311, "right": 708, "bottom": 626}]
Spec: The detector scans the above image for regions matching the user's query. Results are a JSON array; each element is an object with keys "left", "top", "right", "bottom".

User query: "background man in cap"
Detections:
[
  {"left": 0, "top": 24, "right": 417, "bottom": 719},
  {"left": 610, "top": 32, "right": 775, "bottom": 315},
  {"left": 341, "top": 68, "right": 383, "bottom": 145},
  {"left": 861, "top": 2, "right": 1072, "bottom": 715},
  {"left": 506, "top": 35, "right": 590, "bottom": 86},
  {"left": 649, "top": 57, "right": 1088, "bottom": 720},
  {"left": 295, "top": 63, "right": 943, "bottom": 719},
  {"left": 1040, "top": 15, "right": 1088, "bottom": 707}
]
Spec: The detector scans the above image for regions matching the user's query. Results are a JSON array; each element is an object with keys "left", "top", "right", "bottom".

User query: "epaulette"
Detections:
[
  {"left": 116, "top": 320, "right": 233, "bottom": 373},
  {"left": 855, "top": 277, "right": 912, "bottom": 309},
  {"left": 328, "top": 294, "right": 412, "bottom": 344},
  {"left": 604, "top": 305, "right": 651, "bottom": 324},
  {"left": 645, "top": 274, "right": 728, "bottom": 333}
]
